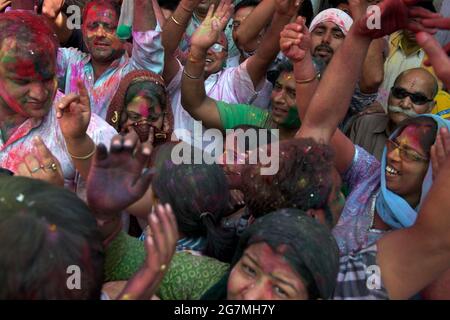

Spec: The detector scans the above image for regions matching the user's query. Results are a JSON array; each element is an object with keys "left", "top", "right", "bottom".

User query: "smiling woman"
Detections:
[{"left": 201, "top": 209, "right": 340, "bottom": 300}]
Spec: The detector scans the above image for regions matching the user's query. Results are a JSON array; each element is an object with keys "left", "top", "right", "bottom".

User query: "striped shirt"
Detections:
[{"left": 333, "top": 244, "right": 389, "bottom": 300}]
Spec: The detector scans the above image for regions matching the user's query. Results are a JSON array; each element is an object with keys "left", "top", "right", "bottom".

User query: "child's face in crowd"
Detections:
[
  {"left": 227, "top": 242, "right": 309, "bottom": 300},
  {"left": 385, "top": 125, "right": 430, "bottom": 207},
  {"left": 0, "top": 37, "right": 57, "bottom": 118},
  {"left": 82, "top": 5, "right": 124, "bottom": 63},
  {"left": 310, "top": 21, "right": 345, "bottom": 65},
  {"left": 271, "top": 71, "right": 296, "bottom": 125}
]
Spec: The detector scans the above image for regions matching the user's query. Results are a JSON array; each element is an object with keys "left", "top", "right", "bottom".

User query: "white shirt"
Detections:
[
  {"left": 0, "top": 91, "right": 117, "bottom": 194},
  {"left": 167, "top": 59, "right": 272, "bottom": 149}
]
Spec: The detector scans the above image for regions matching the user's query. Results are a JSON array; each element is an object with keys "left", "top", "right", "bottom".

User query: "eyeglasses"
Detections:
[
  {"left": 391, "top": 86, "right": 434, "bottom": 105},
  {"left": 125, "top": 110, "right": 165, "bottom": 123},
  {"left": 210, "top": 43, "right": 226, "bottom": 53},
  {"left": 386, "top": 139, "right": 429, "bottom": 162}
]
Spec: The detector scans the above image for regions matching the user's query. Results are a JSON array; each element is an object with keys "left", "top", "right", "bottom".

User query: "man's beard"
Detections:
[
  {"left": 313, "top": 43, "right": 334, "bottom": 63},
  {"left": 388, "top": 105, "right": 418, "bottom": 118}
]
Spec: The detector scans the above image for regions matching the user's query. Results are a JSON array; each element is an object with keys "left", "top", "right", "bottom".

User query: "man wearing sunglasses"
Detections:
[{"left": 349, "top": 67, "right": 438, "bottom": 160}]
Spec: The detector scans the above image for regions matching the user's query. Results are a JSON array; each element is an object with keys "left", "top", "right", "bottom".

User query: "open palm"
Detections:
[
  {"left": 190, "top": 0, "right": 233, "bottom": 51},
  {"left": 87, "top": 131, "right": 153, "bottom": 219}
]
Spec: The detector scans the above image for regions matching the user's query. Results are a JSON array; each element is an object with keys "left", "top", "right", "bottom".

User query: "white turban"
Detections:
[{"left": 309, "top": 9, "right": 354, "bottom": 36}]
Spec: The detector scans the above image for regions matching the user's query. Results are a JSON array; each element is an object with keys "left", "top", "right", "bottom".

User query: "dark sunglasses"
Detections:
[{"left": 391, "top": 86, "right": 434, "bottom": 105}]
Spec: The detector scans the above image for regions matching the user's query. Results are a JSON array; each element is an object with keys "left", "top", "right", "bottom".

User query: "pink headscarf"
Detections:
[{"left": 309, "top": 8, "right": 353, "bottom": 36}]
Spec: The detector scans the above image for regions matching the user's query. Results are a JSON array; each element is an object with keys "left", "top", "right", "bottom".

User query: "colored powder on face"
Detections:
[{"left": 397, "top": 125, "right": 426, "bottom": 155}]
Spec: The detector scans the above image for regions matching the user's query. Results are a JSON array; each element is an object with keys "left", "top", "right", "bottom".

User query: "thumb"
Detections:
[{"left": 32, "top": 135, "right": 55, "bottom": 162}]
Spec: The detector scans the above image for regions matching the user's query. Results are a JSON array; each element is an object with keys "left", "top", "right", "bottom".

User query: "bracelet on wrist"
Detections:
[
  {"left": 183, "top": 68, "right": 204, "bottom": 80},
  {"left": 295, "top": 71, "right": 321, "bottom": 84},
  {"left": 68, "top": 144, "right": 97, "bottom": 160}
]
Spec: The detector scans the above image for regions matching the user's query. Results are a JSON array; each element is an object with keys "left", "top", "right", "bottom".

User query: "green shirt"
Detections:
[
  {"left": 104, "top": 232, "right": 229, "bottom": 300},
  {"left": 216, "top": 101, "right": 271, "bottom": 130}
]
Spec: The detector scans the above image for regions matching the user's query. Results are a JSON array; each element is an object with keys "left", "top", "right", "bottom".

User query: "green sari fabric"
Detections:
[{"left": 104, "top": 231, "right": 229, "bottom": 300}]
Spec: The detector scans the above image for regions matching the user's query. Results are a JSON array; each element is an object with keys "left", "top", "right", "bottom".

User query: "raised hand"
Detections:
[
  {"left": 280, "top": 16, "right": 312, "bottom": 63},
  {"left": 415, "top": 17, "right": 450, "bottom": 88},
  {"left": 190, "top": 0, "right": 233, "bottom": 51},
  {"left": 431, "top": 127, "right": 450, "bottom": 181},
  {"left": 353, "top": 0, "right": 441, "bottom": 39},
  {"left": 117, "top": 204, "right": 178, "bottom": 300},
  {"left": 41, "top": 0, "right": 65, "bottom": 18},
  {"left": 274, "top": 0, "right": 302, "bottom": 17},
  {"left": 15, "top": 136, "right": 64, "bottom": 187},
  {"left": 56, "top": 80, "right": 91, "bottom": 141},
  {"left": 0, "top": 0, "right": 11, "bottom": 12},
  {"left": 86, "top": 130, "right": 153, "bottom": 220}
]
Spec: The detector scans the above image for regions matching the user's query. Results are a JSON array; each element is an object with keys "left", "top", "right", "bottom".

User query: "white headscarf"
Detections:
[{"left": 309, "top": 8, "right": 353, "bottom": 36}]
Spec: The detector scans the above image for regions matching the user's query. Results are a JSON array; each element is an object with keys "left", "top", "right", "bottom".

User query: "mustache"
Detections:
[
  {"left": 314, "top": 44, "right": 334, "bottom": 55},
  {"left": 388, "top": 105, "right": 418, "bottom": 118}
]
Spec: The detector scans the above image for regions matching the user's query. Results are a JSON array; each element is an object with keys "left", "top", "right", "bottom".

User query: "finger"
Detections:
[
  {"left": 440, "top": 127, "right": 450, "bottom": 156},
  {"left": 55, "top": 93, "right": 79, "bottom": 118},
  {"left": 144, "top": 234, "right": 160, "bottom": 271},
  {"left": 16, "top": 163, "right": 32, "bottom": 177},
  {"left": 94, "top": 143, "right": 109, "bottom": 164},
  {"left": 135, "top": 127, "right": 153, "bottom": 166},
  {"left": 407, "top": 21, "right": 436, "bottom": 34},
  {"left": 206, "top": 3, "right": 215, "bottom": 20},
  {"left": 157, "top": 204, "right": 176, "bottom": 262},
  {"left": 282, "top": 29, "right": 302, "bottom": 40},
  {"left": 24, "top": 154, "right": 41, "bottom": 174},
  {"left": 284, "top": 22, "right": 302, "bottom": 33},
  {"left": 110, "top": 134, "right": 125, "bottom": 153},
  {"left": 422, "top": 18, "right": 450, "bottom": 30},
  {"left": 76, "top": 80, "right": 90, "bottom": 111},
  {"left": 32, "top": 137, "right": 62, "bottom": 175},
  {"left": 435, "top": 131, "right": 446, "bottom": 162},
  {"left": 280, "top": 40, "right": 293, "bottom": 52},
  {"left": 416, "top": 32, "right": 450, "bottom": 85},
  {"left": 122, "top": 130, "right": 139, "bottom": 152},
  {"left": 165, "top": 203, "right": 178, "bottom": 239},
  {"left": 162, "top": 203, "right": 178, "bottom": 256},
  {"left": 409, "top": 7, "right": 442, "bottom": 20},
  {"left": 32, "top": 136, "right": 56, "bottom": 165},
  {"left": 149, "top": 205, "right": 167, "bottom": 261}
]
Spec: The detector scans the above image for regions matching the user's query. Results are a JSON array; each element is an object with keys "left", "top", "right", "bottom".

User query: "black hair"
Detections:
[
  {"left": 231, "top": 209, "right": 340, "bottom": 299},
  {"left": 234, "top": 0, "right": 261, "bottom": 13},
  {"left": 152, "top": 143, "right": 238, "bottom": 262},
  {"left": 298, "top": 0, "right": 314, "bottom": 27},
  {"left": 0, "top": 176, "right": 104, "bottom": 299},
  {"left": 158, "top": 0, "right": 180, "bottom": 11},
  {"left": 241, "top": 138, "right": 335, "bottom": 218},
  {"left": 415, "top": 0, "right": 436, "bottom": 12}
]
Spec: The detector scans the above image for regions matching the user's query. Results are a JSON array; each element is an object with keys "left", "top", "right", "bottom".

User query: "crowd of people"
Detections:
[{"left": 0, "top": 0, "right": 450, "bottom": 300}]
